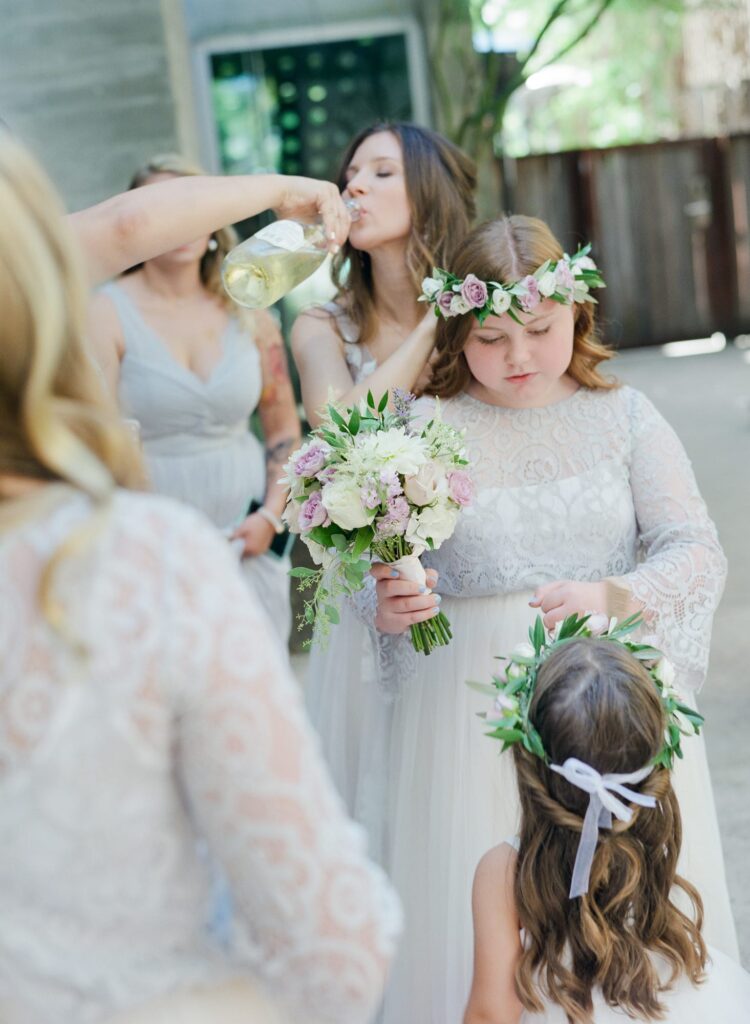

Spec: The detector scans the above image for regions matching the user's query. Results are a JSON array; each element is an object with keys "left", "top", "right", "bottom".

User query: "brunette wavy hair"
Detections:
[
  {"left": 330, "top": 121, "right": 476, "bottom": 346},
  {"left": 427, "top": 216, "right": 616, "bottom": 398},
  {"left": 512, "top": 639, "right": 706, "bottom": 1023}
]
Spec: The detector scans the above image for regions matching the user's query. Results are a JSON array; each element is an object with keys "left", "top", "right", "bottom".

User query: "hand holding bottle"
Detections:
[
  {"left": 270, "top": 176, "right": 352, "bottom": 252},
  {"left": 223, "top": 181, "right": 358, "bottom": 309}
]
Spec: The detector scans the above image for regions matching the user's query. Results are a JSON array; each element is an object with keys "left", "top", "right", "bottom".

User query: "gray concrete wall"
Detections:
[
  {"left": 0, "top": 0, "right": 180, "bottom": 210},
  {"left": 183, "top": 0, "right": 416, "bottom": 41}
]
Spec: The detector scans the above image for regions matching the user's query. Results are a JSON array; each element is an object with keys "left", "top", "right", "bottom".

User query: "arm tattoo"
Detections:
[{"left": 266, "top": 435, "right": 297, "bottom": 475}]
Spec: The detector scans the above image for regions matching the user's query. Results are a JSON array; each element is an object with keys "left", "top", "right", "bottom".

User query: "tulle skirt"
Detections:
[
  {"left": 307, "top": 590, "right": 739, "bottom": 1024},
  {"left": 520, "top": 946, "right": 750, "bottom": 1022}
]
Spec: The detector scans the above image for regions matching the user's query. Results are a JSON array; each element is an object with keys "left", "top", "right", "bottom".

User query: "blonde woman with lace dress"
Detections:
[{"left": 0, "top": 135, "right": 398, "bottom": 1024}]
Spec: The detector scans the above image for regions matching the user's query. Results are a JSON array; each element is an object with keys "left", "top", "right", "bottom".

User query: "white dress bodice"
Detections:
[{"left": 0, "top": 489, "right": 400, "bottom": 1023}]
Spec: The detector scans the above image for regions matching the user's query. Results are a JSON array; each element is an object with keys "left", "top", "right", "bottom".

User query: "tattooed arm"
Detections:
[{"left": 231, "top": 309, "right": 301, "bottom": 557}]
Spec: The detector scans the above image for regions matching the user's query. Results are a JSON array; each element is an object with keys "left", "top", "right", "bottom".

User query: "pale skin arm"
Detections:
[
  {"left": 464, "top": 844, "right": 524, "bottom": 1024},
  {"left": 291, "top": 308, "right": 437, "bottom": 428},
  {"left": 529, "top": 579, "right": 642, "bottom": 631},
  {"left": 88, "top": 291, "right": 126, "bottom": 399},
  {"left": 69, "top": 174, "right": 350, "bottom": 288},
  {"left": 231, "top": 309, "right": 302, "bottom": 557}
]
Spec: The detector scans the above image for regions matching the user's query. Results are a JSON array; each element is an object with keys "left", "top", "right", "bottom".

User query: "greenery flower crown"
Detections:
[
  {"left": 469, "top": 613, "right": 703, "bottom": 771},
  {"left": 419, "top": 244, "right": 606, "bottom": 325}
]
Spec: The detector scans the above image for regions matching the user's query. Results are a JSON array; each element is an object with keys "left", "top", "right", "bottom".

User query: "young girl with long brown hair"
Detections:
[
  {"left": 370, "top": 214, "right": 735, "bottom": 1023},
  {"left": 465, "top": 636, "right": 749, "bottom": 1024}
]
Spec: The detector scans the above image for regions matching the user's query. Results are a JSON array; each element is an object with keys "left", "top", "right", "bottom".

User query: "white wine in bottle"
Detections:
[{"left": 222, "top": 200, "right": 359, "bottom": 309}]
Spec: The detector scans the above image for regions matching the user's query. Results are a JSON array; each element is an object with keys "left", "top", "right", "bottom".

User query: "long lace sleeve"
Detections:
[
  {"left": 618, "top": 389, "right": 727, "bottom": 691},
  {"left": 165, "top": 513, "right": 402, "bottom": 1023}
]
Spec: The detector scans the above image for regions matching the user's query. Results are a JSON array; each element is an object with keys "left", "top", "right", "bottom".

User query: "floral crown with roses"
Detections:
[
  {"left": 468, "top": 612, "right": 703, "bottom": 771},
  {"left": 420, "top": 244, "right": 606, "bottom": 325}
]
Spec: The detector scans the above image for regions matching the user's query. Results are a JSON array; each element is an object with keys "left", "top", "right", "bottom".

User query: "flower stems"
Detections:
[{"left": 410, "top": 610, "right": 452, "bottom": 655}]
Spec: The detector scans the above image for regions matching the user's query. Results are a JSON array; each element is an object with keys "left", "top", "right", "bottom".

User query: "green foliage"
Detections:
[{"left": 473, "top": 612, "right": 704, "bottom": 769}]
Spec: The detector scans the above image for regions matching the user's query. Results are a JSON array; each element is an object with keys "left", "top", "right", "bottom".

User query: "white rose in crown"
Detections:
[
  {"left": 537, "top": 270, "right": 558, "bottom": 297},
  {"left": 654, "top": 656, "right": 676, "bottom": 689},
  {"left": 575, "top": 255, "right": 597, "bottom": 271},
  {"left": 405, "top": 503, "right": 458, "bottom": 548},
  {"left": 321, "top": 478, "right": 373, "bottom": 531},
  {"left": 421, "top": 276, "right": 443, "bottom": 301},
  {"left": 403, "top": 461, "right": 448, "bottom": 507},
  {"left": 510, "top": 642, "right": 535, "bottom": 662},
  {"left": 491, "top": 288, "right": 512, "bottom": 315},
  {"left": 450, "top": 293, "right": 471, "bottom": 315}
]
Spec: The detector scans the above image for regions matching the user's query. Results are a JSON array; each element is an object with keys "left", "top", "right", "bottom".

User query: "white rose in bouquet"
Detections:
[
  {"left": 406, "top": 502, "right": 458, "bottom": 548},
  {"left": 354, "top": 428, "right": 427, "bottom": 477},
  {"left": 403, "top": 461, "right": 448, "bottom": 507},
  {"left": 321, "top": 478, "right": 373, "bottom": 531}
]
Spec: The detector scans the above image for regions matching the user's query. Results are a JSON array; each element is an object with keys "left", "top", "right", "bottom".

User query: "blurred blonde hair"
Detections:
[
  {"left": 124, "top": 152, "right": 238, "bottom": 306},
  {"left": 0, "top": 136, "right": 145, "bottom": 629}
]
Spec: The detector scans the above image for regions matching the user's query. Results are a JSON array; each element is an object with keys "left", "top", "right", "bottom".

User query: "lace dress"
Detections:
[
  {"left": 0, "top": 487, "right": 401, "bottom": 1024},
  {"left": 101, "top": 283, "right": 292, "bottom": 644},
  {"left": 366, "top": 387, "right": 735, "bottom": 1024}
]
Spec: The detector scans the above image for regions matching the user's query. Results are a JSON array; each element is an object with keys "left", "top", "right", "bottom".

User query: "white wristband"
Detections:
[{"left": 256, "top": 505, "right": 285, "bottom": 534}]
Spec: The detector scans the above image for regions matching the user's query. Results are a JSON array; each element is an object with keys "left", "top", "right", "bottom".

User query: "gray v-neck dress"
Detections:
[{"left": 102, "top": 282, "right": 291, "bottom": 645}]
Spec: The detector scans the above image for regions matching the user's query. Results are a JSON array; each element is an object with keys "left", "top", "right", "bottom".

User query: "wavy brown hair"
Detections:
[
  {"left": 512, "top": 639, "right": 706, "bottom": 1023},
  {"left": 428, "top": 216, "right": 616, "bottom": 398},
  {"left": 123, "top": 153, "right": 238, "bottom": 307},
  {"left": 330, "top": 122, "right": 476, "bottom": 346}
]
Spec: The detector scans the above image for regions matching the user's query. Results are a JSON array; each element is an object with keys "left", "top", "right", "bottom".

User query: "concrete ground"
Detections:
[{"left": 291, "top": 340, "right": 750, "bottom": 964}]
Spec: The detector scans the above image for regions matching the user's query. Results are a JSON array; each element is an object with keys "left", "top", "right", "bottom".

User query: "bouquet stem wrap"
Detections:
[{"left": 377, "top": 549, "right": 452, "bottom": 656}]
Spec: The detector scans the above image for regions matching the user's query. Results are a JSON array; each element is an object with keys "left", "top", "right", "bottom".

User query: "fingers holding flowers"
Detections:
[{"left": 530, "top": 580, "right": 608, "bottom": 631}]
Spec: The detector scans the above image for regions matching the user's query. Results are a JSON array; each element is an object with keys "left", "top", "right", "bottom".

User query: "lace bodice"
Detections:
[
  {"left": 0, "top": 489, "right": 400, "bottom": 1023},
  {"left": 415, "top": 386, "right": 726, "bottom": 691}
]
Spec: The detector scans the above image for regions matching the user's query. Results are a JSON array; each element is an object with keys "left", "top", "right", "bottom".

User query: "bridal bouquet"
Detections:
[{"left": 282, "top": 389, "right": 474, "bottom": 654}]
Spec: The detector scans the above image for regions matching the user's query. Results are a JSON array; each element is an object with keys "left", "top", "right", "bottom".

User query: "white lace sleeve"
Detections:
[
  {"left": 165, "top": 514, "right": 401, "bottom": 1022},
  {"left": 619, "top": 389, "right": 727, "bottom": 691}
]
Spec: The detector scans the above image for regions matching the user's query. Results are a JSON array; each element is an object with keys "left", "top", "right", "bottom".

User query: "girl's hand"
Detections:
[
  {"left": 370, "top": 563, "right": 440, "bottom": 635},
  {"left": 530, "top": 580, "right": 608, "bottom": 630},
  {"left": 230, "top": 513, "right": 276, "bottom": 558},
  {"left": 271, "top": 176, "right": 350, "bottom": 251}
]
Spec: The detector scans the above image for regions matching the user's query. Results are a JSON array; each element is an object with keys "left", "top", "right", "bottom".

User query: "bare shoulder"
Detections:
[
  {"left": 88, "top": 289, "right": 125, "bottom": 357},
  {"left": 474, "top": 843, "right": 517, "bottom": 904},
  {"left": 291, "top": 305, "right": 343, "bottom": 352}
]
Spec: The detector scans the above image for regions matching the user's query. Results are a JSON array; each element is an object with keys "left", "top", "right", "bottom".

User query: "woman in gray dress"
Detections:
[{"left": 91, "top": 154, "right": 300, "bottom": 644}]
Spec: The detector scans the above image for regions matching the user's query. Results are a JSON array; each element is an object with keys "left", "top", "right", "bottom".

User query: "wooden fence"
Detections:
[{"left": 503, "top": 135, "right": 750, "bottom": 347}]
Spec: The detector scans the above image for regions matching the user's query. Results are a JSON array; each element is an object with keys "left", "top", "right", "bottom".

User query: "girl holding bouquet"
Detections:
[
  {"left": 293, "top": 122, "right": 476, "bottom": 860},
  {"left": 371, "top": 215, "right": 736, "bottom": 1023}
]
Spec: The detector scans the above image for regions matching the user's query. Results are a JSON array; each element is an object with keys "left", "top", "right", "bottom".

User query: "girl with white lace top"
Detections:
[
  {"left": 0, "top": 135, "right": 399, "bottom": 1023},
  {"left": 291, "top": 122, "right": 476, "bottom": 861},
  {"left": 465, "top": 637, "right": 749, "bottom": 1024},
  {"left": 370, "top": 215, "right": 736, "bottom": 1023}
]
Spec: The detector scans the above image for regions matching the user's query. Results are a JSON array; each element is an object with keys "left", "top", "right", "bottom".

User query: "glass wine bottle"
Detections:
[{"left": 222, "top": 198, "right": 359, "bottom": 309}]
